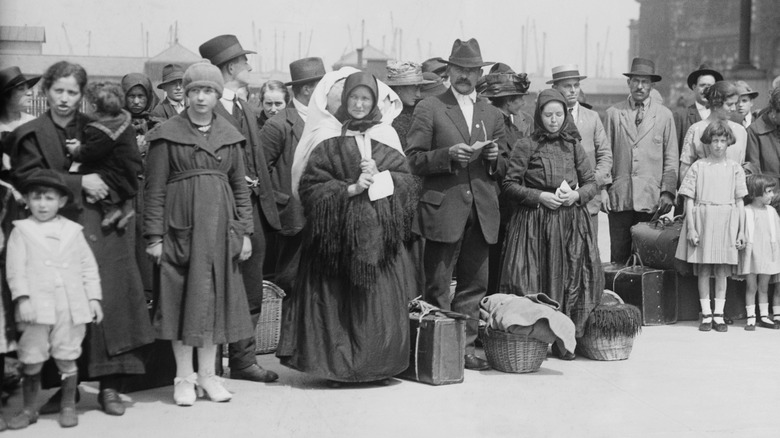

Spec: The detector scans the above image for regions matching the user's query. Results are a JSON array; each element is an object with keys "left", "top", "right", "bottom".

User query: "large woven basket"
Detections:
[
  {"left": 576, "top": 333, "right": 634, "bottom": 361},
  {"left": 481, "top": 327, "right": 548, "bottom": 373},
  {"left": 254, "top": 281, "right": 286, "bottom": 354}
]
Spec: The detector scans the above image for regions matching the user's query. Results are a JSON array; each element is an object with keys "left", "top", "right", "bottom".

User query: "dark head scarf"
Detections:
[
  {"left": 121, "top": 72, "right": 159, "bottom": 119},
  {"left": 335, "top": 72, "right": 383, "bottom": 133},
  {"left": 531, "top": 88, "right": 581, "bottom": 144}
]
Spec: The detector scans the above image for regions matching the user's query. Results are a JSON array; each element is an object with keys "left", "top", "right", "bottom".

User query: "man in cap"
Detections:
[
  {"left": 673, "top": 64, "right": 723, "bottom": 152},
  {"left": 200, "top": 34, "right": 280, "bottom": 383},
  {"left": 604, "top": 57, "right": 678, "bottom": 264},
  {"left": 420, "top": 72, "right": 447, "bottom": 99},
  {"left": 259, "top": 57, "right": 325, "bottom": 292},
  {"left": 406, "top": 38, "right": 507, "bottom": 370},
  {"left": 151, "top": 64, "right": 187, "bottom": 120},
  {"left": 385, "top": 61, "right": 433, "bottom": 148},
  {"left": 549, "top": 64, "right": 612, "bottom": 236},
  {"left": 734, "top": 80, "right": 759, "bottom": 128}
]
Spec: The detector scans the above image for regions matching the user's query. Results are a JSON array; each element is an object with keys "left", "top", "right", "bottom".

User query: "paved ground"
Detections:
[{"left": 7, "top": 213, "right": 779, "bottom": 437}]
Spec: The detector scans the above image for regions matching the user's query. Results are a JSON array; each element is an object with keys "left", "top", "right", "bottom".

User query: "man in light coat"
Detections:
[
  {"left": 406, "top": 38, "right": 507, "bottom": 371},
  {"left": 604, "top": 58, "right": 678, "bottom": 264},
  {"left": 550, "top": 64, "right": 612, "bottom": 236}
]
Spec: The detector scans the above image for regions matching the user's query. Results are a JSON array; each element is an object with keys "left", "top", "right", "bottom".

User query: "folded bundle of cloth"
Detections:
[{"left": 480, "top": 293, "right": 576, "bottom": 355}]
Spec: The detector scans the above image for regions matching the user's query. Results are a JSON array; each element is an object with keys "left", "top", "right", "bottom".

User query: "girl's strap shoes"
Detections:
[
  {"left": 196, "top": 374, "right": 232, "bottom": 402},
  {"left": 745, "top": 316, "right": 756, "bottom": 331},
  {"left": 173, "top": 373, "right": 197, "bottom": 406},
  {"left": 758, "top": 317, "right": 780, "bottom": 330},
  {"left": 698, "top": 314, "right": 713, "bottom": 332},
  {"left": 712, "top": 314, "right": 728, "bottom": 332}
]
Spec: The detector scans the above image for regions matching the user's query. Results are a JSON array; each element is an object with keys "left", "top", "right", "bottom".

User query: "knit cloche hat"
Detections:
[{"left": 182, "top": 62, "right": 224, "bottom": 97}]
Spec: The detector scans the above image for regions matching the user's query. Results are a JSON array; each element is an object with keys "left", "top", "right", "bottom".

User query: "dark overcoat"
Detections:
[
  {"left": 673, "top": 103, "right": 701, "bottom": 155},
  {"left": 745, "top": 112, "right": 780, "bottom": 184}
]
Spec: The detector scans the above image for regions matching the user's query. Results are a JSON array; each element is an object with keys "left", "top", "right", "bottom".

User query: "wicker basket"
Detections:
[
  {"left": 576, "top": 333, "right": 634, "bottom": 361},
  {"left": 480, "top": 327, "right": 549, "bottom": 373},
  {"left": 254, "top": 281, "right": 286, "bottom": 354}
]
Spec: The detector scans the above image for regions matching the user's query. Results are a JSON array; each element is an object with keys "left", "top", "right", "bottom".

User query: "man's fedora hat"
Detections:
[
  {"left": 422, "top": 58, "right": 448, "bottom": 76},
  {"left": 420, "top": 72, "right": 447, "bottom": 98},
  {"left": 546, "top": 64, "right": 588, "bottom": 84},
  {"left": 0, "top": 66, "right": 40, "bottom": 94},
  {"left": 286, "top": 57, "right": 326, "bottom": 86},
  {"left": 623, "top": 57, "right": 662, "bottom": 82},
  {"left": 18, "top": 169, "right": 74, "bottom": 201},
  {"left": 734, "top": 80, "right": 759, "bottom": 99},
  {"left": 437, "top": 38, "right": 493, "bottom": 69},
  {"left": 686, "top": 64, "right": 723, "bottom": 89},
  {"left": 478, "top": 72, "right": 530, "bottom": 98},
  {"left": 385, "top": 61, "right": 434, "bottom": 87},
  {"left": 199, "top": 35, "right": 256, "bottom": 67},
  {"left": 157, "top": 64, "right": 185, "bottom": 89}
]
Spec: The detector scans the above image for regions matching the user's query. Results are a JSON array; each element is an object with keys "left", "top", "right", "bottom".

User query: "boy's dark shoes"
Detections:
[
  {"left": 230, "top": 364, "right": 279, "bottom": 383},
  {"left": 98, "top": 388, "right": 125, "bottom": 416},
  {"left": 58, "top": 374, "right": 78, "bottom": 427},
  {"left": 7, "top": 408, "right": 38, "bottom": 430},
  {"left": 464, "top": 354, "right": 490, "bottom": 370},
  {"left": 39, "top": 388, "right": 80, "bottom": 415},
  {"left": 58, "top": 406, "right": 77, "bottom": 428}
]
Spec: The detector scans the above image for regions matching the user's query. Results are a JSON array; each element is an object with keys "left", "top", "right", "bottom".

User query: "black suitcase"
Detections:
[{"left": 603, "top": 259, "right": 678, "bottom": 326}]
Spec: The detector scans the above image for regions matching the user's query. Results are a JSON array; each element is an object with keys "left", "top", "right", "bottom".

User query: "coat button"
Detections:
[
  {"left": 89, "top": 235, "right": 98, "bottom": 242},
  {"left": 217, "top": 156, "right": 223, "bottom": 161},
  {"left": 466, "top": 190, "right": 471, "bottom": 195}
]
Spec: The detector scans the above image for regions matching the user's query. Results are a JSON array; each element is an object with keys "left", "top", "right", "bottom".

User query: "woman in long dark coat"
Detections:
[
  {"left": 499, "top": 89, "right": 603, "bottom": 359},
  {"left": 144, "top": 62, "right": 254, "bottom": 405},
  {"left": 10, "top": 61, "right": 155, "bottom": 414},
  {"left": 278, "top": 70, "right": 416, "bottom": 386}
]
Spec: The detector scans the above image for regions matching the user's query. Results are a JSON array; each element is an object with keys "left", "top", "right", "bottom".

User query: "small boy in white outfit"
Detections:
[{"left": 5, "top": 169, "right": 102, "bottom": 429}]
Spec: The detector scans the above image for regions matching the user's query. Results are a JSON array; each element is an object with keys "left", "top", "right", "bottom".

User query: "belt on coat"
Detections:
[{"left": 167, "top": 169, "right": 228, "bottom": 184}]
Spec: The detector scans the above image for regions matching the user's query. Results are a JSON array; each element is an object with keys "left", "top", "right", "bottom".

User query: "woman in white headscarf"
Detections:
[{"left": 277, "top": 69, "right": 418, "bottom": 387}]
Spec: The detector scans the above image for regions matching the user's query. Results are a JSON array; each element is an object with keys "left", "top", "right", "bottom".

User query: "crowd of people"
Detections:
[{"left": 0, "top": 33, "right": 779, "bottom": 431}]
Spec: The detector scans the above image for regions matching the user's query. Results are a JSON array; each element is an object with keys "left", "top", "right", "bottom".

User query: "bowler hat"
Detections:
[
  {"left": 686, "top": 64, "right": 723, "bottom": 89},
  {"left": 734, "top": 80, "right": 759, "bottom": 99},
  {"left": 478, "top": 73, "right": 530, "bottom": 98},
  {"left": 285, "top": 57, "right": 326, "bottom": 86},
  {"left": 18, "top": 169, "right": 73, "bottom": 201},
  {"left": 546, "top": 64, "right": 587, "bottom": 84},
  {"left": 385, "top": 61, "right": 434, "bottom": 86},
  {"left": 437, "top": 38, "right": 493, "bottom": 69},
  {"left": 0, "top": 66, "right": 40, "bottom": 94},
  {"left": 420, "top": 72, "right": 447, "bottom": 98},
  {"left": 623, "top": 57, "right": 662, "bottom": 82},
  {"left": 422, "top": 58, "right": 448, "bottom": 76},
  {"left": 199, "top": 35, "right": 256, "bottom": 67},
  {"left": 157, "top": 64, "right": 185, "bottom": 89}
]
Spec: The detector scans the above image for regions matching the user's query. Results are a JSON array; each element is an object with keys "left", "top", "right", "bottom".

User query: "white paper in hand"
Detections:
[
  {"left": 368, "top": 170, "right": 394, "bottom": 201},
  {"left": 555, "top": 180, "right": 572, "bottom": 197}
]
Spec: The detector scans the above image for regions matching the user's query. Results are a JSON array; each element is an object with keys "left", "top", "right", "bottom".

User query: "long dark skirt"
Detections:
[
  {"left": 278, "top": 249, "right": 412, "bottom": 383},
  {"left": 498, "top": 203, "right": 603, "bottom": 337}
]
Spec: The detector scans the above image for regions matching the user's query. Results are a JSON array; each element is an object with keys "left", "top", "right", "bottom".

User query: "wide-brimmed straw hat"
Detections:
[
  {"left": 385, "top": 61, "right": 434, "bottom": 87},
  {"left": 623, "top": 57, "right": 662, "bottom": 82},
  {"left": 734, "top": 80, "right": 759, "bottom": 99},
  {"left": 0, "top": 66, "right": 40, "bottom": 94},
  {"left": 686, "top": 64, "right": 723, "bottom": 89},
  {"left": 157, "top": 64, "right": 185, "bottom": 89},
  {"left": 436, "top": 38, "right": 493, "bottom": 69},
  {"left": 546, "top": 64, "right": 587, "bottom": 84},
  {"left": 286, "top": 57, "right": 326, "bottom": 86},
  {"left": 199, "top": 34, "right": 256, "bottom": 66}
]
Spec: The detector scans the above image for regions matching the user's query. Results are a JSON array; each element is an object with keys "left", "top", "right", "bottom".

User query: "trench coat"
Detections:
[
  {"left": 144, "top": 113, "right": 254, "bottom": 346},
  {"left": 604, "top": 97, "right": 679, "bottom": 213}
]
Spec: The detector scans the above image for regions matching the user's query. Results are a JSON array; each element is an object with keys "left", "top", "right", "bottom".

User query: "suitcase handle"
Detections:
[{"left": 613, "top": 254, "right": 645, "bottom": 292}]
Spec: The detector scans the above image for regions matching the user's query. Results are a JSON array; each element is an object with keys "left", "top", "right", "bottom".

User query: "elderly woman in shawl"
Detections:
[
  {"left": 278, "top": 68, "right": 418, "bottom": 387},
  {"left": 499, "top": 89, "right": 603, "bottom": 360}
]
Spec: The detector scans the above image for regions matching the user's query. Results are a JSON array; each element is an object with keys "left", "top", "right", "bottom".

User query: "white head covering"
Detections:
[{"left": 291, "top": 66, "right": 403, "bottom": 198}]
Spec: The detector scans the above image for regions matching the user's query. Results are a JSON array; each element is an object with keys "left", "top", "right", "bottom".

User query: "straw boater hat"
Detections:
[
  {"left": 686, "top": 63, "right": 723, "bottom": 89},
  {"left": 0, "top": 66, "right": 40, "bottom": 94},
  {"left": 546, "top": 64, "right": 587, "bottom": 84},
  {"left": 385, "top": 61, "right": 434, "bottom": 87},
  {"left": 436, "top": 38, "right": 493, "bottom": 68},
  {"left": 285, "top": 57, "right": 326, "bottom": 86},
  {"left": 199, "top": 34, "right": 256, "bottom": 66},
  {"left": 734, "top": 80, "right": 759, "bottom": 99},
  {"left": 422, "top": 58, "right": 448, "bottom": 76},
  {"left": 156, "top": 64, "right": 185, "bottom": 89},
  {"left": 623, "top": 57, "right": 662, "bottom": 82},
  {"left": 420, "top": 72, "right": 447, "bottom": 98}
]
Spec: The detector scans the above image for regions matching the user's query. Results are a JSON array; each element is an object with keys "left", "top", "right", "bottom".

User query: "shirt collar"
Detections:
[
  {"left": 292, "top": 97, "right": 309, "bottom": 122},
  {"left": 453, "top": 88, "right": 476, "bottom": 104},
  {"left": 221, "top": 88, "right": 237, "bottom": 102},
  {"left": 695, "top": 101, "right": 707, "bottom": 112},
  {"left": 168, "top": 97, "right": 184, "bottom": 107},
  {"left": 629, "top": 96, "right": 649, "bottom": 110}
]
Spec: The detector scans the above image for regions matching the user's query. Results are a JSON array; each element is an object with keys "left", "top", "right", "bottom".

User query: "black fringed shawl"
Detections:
[{"left": 298, "top": 136, "right": 419, "bottom": 292}]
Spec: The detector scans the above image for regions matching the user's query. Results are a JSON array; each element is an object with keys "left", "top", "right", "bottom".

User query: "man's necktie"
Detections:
[
  {"left": 635, "top": 102, "right": 644, "bottom": 126},
  {"left": 232, "top": 97, "right": 244, "bottom": 129}
]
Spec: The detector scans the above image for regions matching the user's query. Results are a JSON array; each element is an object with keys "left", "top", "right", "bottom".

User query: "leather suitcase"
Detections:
[
  {"left": 397, "top": 312, "right": 465, "bottom": 385},
  {"left": 630, "top": 215, "right": 692, "bottom": 275},
  {"left": 676, "top": 275, "right": 747, "bottom": 321},
  {"left": 604, "top": 261, "right": 678, "bottom": 325}
]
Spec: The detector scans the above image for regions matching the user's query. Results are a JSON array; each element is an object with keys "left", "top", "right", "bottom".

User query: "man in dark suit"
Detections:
[
  {"left": 673, "top": 64, "right": 723, "bottom": 153},
  {"left": 406, "top": 38, "right": 507, "bottom": 371},
  {"left": 150, "top": 64, "right": 186, "bottom": 120},
  {"left": 259, "top": 57, "right": 325, "bottom": 292},
  {"left": 200, "top": 34, "right": 280, "bottom": 382}
]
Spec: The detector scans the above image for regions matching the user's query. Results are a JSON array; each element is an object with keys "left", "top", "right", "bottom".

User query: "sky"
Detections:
[{"left": 1, "top": 0, "right": 639, "bottom": 79}]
